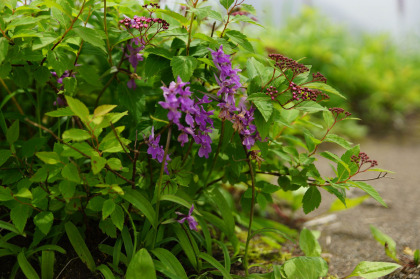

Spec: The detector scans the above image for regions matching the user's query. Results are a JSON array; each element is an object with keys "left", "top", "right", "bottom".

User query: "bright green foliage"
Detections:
[
  {"left": 0, "top": 1, "right": 392, "bottom": 278},
  {"left": 345, "top": 261, "right": 401, "bottom": 279}
]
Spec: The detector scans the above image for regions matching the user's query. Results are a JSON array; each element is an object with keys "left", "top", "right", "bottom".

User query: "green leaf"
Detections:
[
  {"left": 246, "top": 57, "right": 268, "bottom": 85},
  {"left": 281, "top": 256, "right": 328, "bottom": 279},
  {"left": 173, "top": 224, "right": 198, "bottom": 270},
  {"left": 73, "top": 26, "right": 106, "bottom": 52},
  {"left": 97, "top": 264, "right": 115, "bottom": 279},
  {"left": 254, "top": 109, "right": 270, "bottom": 139},
  {"left": 65, "top": 222, "right": 96, "bottom": 272},
  {"left": 152, "top": 248, "right": 188, "bottom": 279},
  {"left": 6, "top": 120, "right": 19, "bottom": 145},
  {"left": 102, "top": 199, "right": 115, "bottom": 220},
  {"left": 208, "top": 10, "right": 224, "bottom": 21},
  {"left": 111, "top": 205, "right": 124, "bottom": 231},
  {"left": 123, "top": 189, "right": 156, "bottom": 229},
  {"left": 33, "top": 211, "right": 54, "bottom": 235},
  {"left": 107, "top": 158, "right": 123, "bottom": 171},
  {"left": 306, "top": 82, "right": 346, "bottom": 99},
  {"left": 328, "top": 195, "right": 368, "bottom": 213},
  {"left": 0, "top": 37, "right": 8, "bottom": 65},
  {"left": 11, "top": 204, "right": 31, "bottom": 234},
  {"left": 65, "top": 96, "right": 90, "bottom": 123},
  {"left": 324, "top": 134, "right": 352, "bottom": 149},
  {"left": 0, "top": 186, "right": 12, "bottom": 201},
  {"left": 199, "top": 252, "right": 233, "bottom": 279},
  {"left": 225, "top": 30, "right": 253, "bottom": 52},
  {"left": 414, "top": 249, "right": 419, "bottom": 266},
  {"left": 157, "top": 9, "right": 188, "bottom": 25},
  {"left": 61, "top": 163, "right": 80, "bottom": 183},
  {"left": 17, "top": 251, "right": 40, "bottom": 279},
  {"left": 295, "top": 101, "right": 327, "bottom": 113},
  {"left": 36, "top": 152, "right": 61, "bottom": 165},
  {"left": 41, "top": 250, "right": 55, "bottom": 279},
  {"left": 62, "top": 77, "right": 77, "bottom": 94},
  {"left": 220, "top": 0, "right": 234, "bottom": 10},
  {"left": 86, "top": 196, "right": 105, "bottom": 212},
  {"left": 171, "top": 56, "right": 198, "bottom": 81},
  {"left": 45, "top": 107, "right": 74, "bottom": 117},
  {"left": 91, "top": 154, "right": 107, "bottom": 175},
  {"left": 160, "top": 195, "right": 199, "bottom": 214},
  {"left": 248, "top": 93, "right": 273, "bottom": 122},
  {"left": 62, "top": 129, "right": 91, "bottom": 142},
  {"left": 369, "top": 225, "right": 398, "bottom": 262},
  {"left": 0, "top": 220, "right": 21, "bottom": 235},
  {"left": 0, "top": 150, "right": 11, "bottom": 167},
  {"left": 299, "top": 228, "right": 321, "bottom": 257},
  {"left": 351, "top": 181, "right": 387, "bottom": 207},
  {"left": 94, "top": 105, "right": 117, "bottom": 118},
  {"left": 323, "top": 110, "right": 334, "bottom": 128},
  {"left": 126, "top": 249, "right": 156, "bottom": 279},
  {"left": 302, "top": 187, "right": 321, "bottom": 214},
  {"left": 15, "top": 188, "right": 33, "bottom": 199},
  {"left": 345, "top": 261, "right": 401, "bottom": 279}
]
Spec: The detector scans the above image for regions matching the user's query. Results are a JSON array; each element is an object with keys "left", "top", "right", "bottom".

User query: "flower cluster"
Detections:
[
  {"left": 119, "top": 15, "right": 169, "bottom": 31},
  {"left": 289, "top": 82, "right": 329, "bottom": 102},
  {"left": 147, "top": 127, "right": 171, "bottom": 173},
  {"left": 269, "top": 53, "right": 309, "bottom": 78},
  {"left": 312, "top": 72, "right": 327, "bottom": 83},
  {"left": 126, "top": 38, "right": 145, "bottom": 89},
  {"left": 176, "top": 204, "right": 198, "bottom": 231},
  {"left": 209, "top": 45, "right": 242, "bottom": 109},
  {"left": 209, "top": 46, "right": 260, "bottom": 150},
  {"left": 351, "top": 152, "right": 378, "bottom": 169},
  {"left": 329, "top": 107, "right": 352, "bottom": 118},
  {"left": 159, "top": 77, "right": 214, "bottom": 158},
  {"left": 120, "top": 9, "right": 169, "bottom": 90}
]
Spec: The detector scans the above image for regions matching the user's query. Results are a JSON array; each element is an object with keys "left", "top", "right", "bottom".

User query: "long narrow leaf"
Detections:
[
  {"left": 17, "top": 251, "right": 40, "bottom": 279},
  {"left": 64, "top": 222, "right": 96, "bottom": 272},
  {"left": 199, "top": 252, "right": 233, "bottom": 279},
  {"left": 213, "top": 240, "right": 231, "bottom": 273},
  {"left": 173, "top": 224, "right": 198, "bottom": 270},
  {"left": 0, "top": 220, "right": 23, "bottom": 236},
  {"left": 97, "top": 264, "right": 116, "bottom": 279},
  {"left": 126, "top": 248, "right": 156, "bottom": 279},
  {"left": 123, "top": 189, "right": 156, "bottom": 229},
  {"left": 41, "top": 250, "right": 54, "bottom": 279},
  {"left": 152, "top": 248, "right": 188, "bottom": 279}
]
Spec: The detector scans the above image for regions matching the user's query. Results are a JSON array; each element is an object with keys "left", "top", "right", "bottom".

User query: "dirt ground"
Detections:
[{"left": 302, "top": 136, "right": 420, "bottom": 278}]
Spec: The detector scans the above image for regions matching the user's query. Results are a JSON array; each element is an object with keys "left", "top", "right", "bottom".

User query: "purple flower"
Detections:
[
  {"left": 147, "top": 127, "right": 171, "bottom": 174},
  {"left": 176, "top": 204, "right": 198, "bottom": 231},
  {"left": 209, "top": 45, "right": 242, "bottom": 109},
  {"left": 159, "top": 77, "right": 214, "bottom": 158}
]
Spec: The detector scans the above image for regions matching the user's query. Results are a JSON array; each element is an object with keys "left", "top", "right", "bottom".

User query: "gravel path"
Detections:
[{"left": 302, "top": 137, "right": 420, "bottom": 277}]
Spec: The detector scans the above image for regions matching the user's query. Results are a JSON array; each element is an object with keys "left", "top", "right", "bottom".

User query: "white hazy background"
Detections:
[{"left": 162, "top": 0, "right": 420, "bottom": 45}]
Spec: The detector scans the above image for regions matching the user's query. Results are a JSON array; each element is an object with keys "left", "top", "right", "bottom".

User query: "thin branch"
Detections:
[
  {"left": 103, "top": 0, "right": 113, "bottom": 65},
  {"left": 25, "top": 118, "right": 135, "bottom": 186},
  {"left": 41, "top": 0, "right": 87, "bottom": 65},
  {"left": 0, "top": 78, "right": 24, "bottom": 115},
  {"left": 0, "top": 26, "right": 14, "bottom": 45},
  {"left": 110, "top": 122, "right": 133, "bottom": 162}
]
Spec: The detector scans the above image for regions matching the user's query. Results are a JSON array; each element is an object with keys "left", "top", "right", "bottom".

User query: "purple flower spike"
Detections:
[
  {"left": 147, "top": 127, "right": 171, "bottom": 174},
  {"left": 176, "top": 204, "right": 198, "bottom": 231}
]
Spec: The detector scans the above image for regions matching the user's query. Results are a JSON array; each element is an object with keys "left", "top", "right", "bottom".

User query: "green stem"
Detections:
[
  {"left": 186, "top": 0, "right": 198, "bottom": 56},
  {"left": 152, "top": 125, "right": 172, "bottom": 246},
  {"left": 203, "top": 120, "right": 225, "bottom": 188},
  {"left": 242, "top": 144, "right": 256, "bottom": 276},
  {"left": 103, "top": 0, "right": 113, "bottom": 66}
]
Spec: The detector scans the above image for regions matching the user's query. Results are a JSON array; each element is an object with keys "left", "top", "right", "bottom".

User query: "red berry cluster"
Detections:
[
  {"left": 289, "top": 82, "right": 329, "bottom": 102},
  {"left": 329, "top": 107, "right": 351, "bottom": 118},
  {"left": 351, "top": 152, "right": 378, "bottom": 168},
  {"left": 119, "top": 15, "right": 169, "bottom": 31},
  {"left": 312, "top": 72, "right": 327, "bottom": 83},
  {"left": 269, "top": 54, "right": 309, "bottom": 77},
  {"left": 265, "top": 86, "right": 278, "bottom": 100}
]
